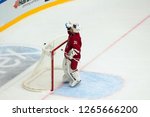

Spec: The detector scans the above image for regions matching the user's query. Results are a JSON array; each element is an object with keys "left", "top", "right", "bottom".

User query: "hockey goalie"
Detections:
[{"left": 63, "top": 22, "right": 82, "bottom": 87}]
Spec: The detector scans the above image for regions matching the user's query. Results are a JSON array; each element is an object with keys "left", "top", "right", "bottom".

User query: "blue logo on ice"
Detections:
[
  {"left": 0, "top": 0, "right": 6, "bottom": 4},
  {"left": 0, "top": 45, "right": 41, "bottom": 87}
]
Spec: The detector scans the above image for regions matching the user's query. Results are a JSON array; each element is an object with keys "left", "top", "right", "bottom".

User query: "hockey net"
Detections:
[{"left": 23, "top": 35, "right": 67, "bottom": 92}]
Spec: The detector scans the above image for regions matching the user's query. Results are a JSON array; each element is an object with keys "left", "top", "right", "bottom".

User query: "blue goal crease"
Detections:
[{"left": 54, "top": 71, "right": 124, "bottom": 99}]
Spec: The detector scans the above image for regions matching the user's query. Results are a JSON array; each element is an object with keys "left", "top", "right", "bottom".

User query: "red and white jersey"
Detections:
[{"left": 65, "top": 31, "right": 82, "bottom": 60}]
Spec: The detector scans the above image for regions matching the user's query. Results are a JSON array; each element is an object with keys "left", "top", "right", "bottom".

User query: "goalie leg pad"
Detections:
[
  {"left": 62, "top": 58, "right": 71, "bottom": 83},
  {"left": 69, "top": 70, "right": 81, "bottom": 87},
  {"left": 62, "top": 58, "right": 71, "bottom": 75},
  {"left": 62, "top": 74, "right": 70, "bottom": 83},
  {"left": 62, "top": 58, "right": 81, "bottom": 87}
]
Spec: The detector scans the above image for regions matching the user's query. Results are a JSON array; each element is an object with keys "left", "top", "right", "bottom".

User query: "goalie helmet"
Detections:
[
  {"left": 65, "top": 22, "right": 80, "bottom": 33},
  {"left": 72, "top": 23, "right": 80, "bottom": 33}
]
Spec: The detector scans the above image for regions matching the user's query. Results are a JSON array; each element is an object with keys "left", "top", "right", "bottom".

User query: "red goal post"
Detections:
[{"left": 51, "top": 39, "right": 67, "bottom": 91}]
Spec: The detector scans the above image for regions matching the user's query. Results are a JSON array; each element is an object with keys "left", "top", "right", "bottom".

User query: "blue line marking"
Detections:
[{"left": 55, "top": 71, "right": 123, "bottom": 99}]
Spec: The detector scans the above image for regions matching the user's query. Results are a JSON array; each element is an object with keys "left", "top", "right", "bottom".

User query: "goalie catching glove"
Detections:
[{"left": 65, "top": 22, "right": 72, "bottom": 30}]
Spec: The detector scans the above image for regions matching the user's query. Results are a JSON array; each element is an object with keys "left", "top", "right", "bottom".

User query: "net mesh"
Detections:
[{"left": 23, "top": 35, "right": 67, "bottom": 91}]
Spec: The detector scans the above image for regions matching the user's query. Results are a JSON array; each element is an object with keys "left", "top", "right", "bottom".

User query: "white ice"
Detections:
[{"left": 0, "top": 0, "right": 150, "bottom": 100}]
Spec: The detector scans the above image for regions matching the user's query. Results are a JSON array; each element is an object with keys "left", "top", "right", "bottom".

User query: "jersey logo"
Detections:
[{"left": 73, "top": 40, "right": 78, "bottom": 45}]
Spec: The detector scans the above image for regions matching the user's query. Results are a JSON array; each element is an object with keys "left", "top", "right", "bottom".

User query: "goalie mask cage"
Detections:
[{"left": 23, "top": 35, "right": 67, "bottom": 92}]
